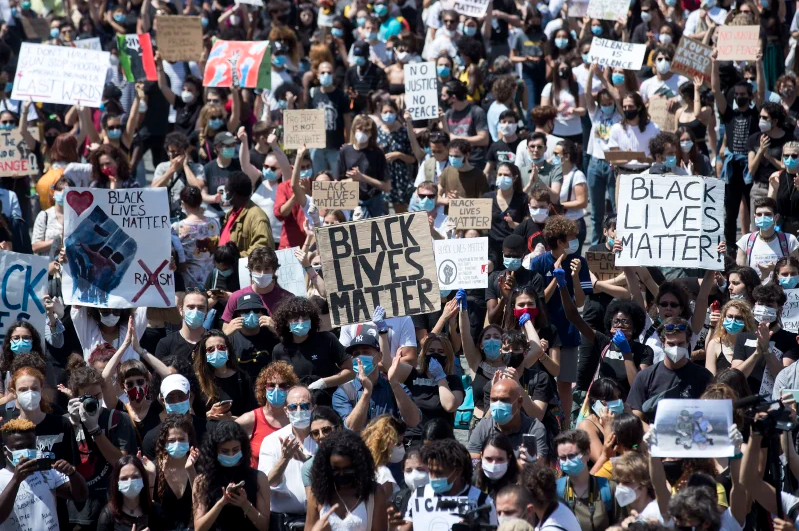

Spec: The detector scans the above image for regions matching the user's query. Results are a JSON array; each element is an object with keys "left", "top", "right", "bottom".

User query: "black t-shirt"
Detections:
[
  {"left": 229, "top": 328, "right": 280, "bottom": 381},
  {"left": 576, "top": 331, "right": 654, "bottom": 397},
  {"left": 486, "top": 268, "right": 545, "bottom": 302},
  {"left": 154, "top": 331, "right": 197, "bottom": 361},
  {"left": 776, "top": 170, "right": 799, "bottom": 221},
  {"left": 203, "top": 370, "right": 257, "bottom": 417},
  {"left": 203, "top": 158, "right": 243, "bottom": 215},
  {"left": 115, "top": 401, "right": 164, "bottom": 444},
  {"left": 272, "top": 331, "right": 351, "bottom": 382},
  {"left": 513, "top": 218, "right": 548, "bottom": 254},
  {"left": 486, "top": 138, "right": 520, "bottom": 165},
  {"left": 336, "top": 145, "right": 388, "bottom": 200},
  {"left": 582, "top": 243, "right": 615, "bottom": 332},
  {"left": 490, "top": 0, "right": 519, "bottom": 43},
  {"left": 97, "top": 503, "right": 162, "bottom": 531},
  {"left": 0, "top": 411, "right": 78, "bottom": 466},
  {"left": 746, "top": 130, "right": 796, "bottom": 183},
  {"left": 722, "top": 104, "right": 759, "bottom": 156},
  {"left": 140, "top": 81, "right": 170, "bottom": 138},
  {"left": 173, "top": 97, "right": 201, "bottom": 137},
  {"left": 734, "top": 328, "right": 799, "bottom": 391},
  {"left": 248, "top": 147, "right": 269, "bottom": 172},
  {"left": 141, "top": 413, "right": 208, "bottom": 460},
  {"left": 626, "top": 361, "right": 713, "bottom": 420},
  {"left": 309, "top": 86, "right": 350, "bottom": 150},
  {"left": 344, "top": 63, "right": 389, "bottom": 114},
  {"left": 403, "top": 367, "right": 464, "bottom": 437},
  {"left": 485, "top": 190, "right": 528, "bottom": 245}
]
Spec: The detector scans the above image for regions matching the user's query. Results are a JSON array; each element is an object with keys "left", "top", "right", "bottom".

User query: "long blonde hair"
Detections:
[
  {"left": 361, "top": 415, "right": 401, "bottom": 467},
  {"left": 711, "top": 300, "right": 756, "bottom": 343}
]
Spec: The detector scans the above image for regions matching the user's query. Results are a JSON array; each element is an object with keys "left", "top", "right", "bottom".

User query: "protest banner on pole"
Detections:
[
  {"left": 315, "top": 212, "right": 440, "bottom": 326},
  {"left": 716, "top": 26, "right": 760, "bottom": 61},
  {"left": 116, "top": 34, "right": 157, "bottom": 82},
  {"left": 312, "top": 180, "right": 359, "bottom": 210},
  {"left": 283, "top": 109, "right": 326, "bottom": 149},
  {"left": 648, "top": 98, "right": 679, "bottom": 132},
  {"left": 62, "top": 188, "right": 175, "bottom": 308},
  {"left": 587, "top": 0, "right": 630, "bottom": 21},
  {"left": 783, "top": 289, "right": 799, "bottom": 333},
  {"left": 412, "top": 496, "right": 476, "bottom": 531},
  {"left": 238, "top": 248, "right": 306, "bottom": 296},
  {"left": 0, "top": 250, "right": 50, "bottom": 344},
  {"left": 586, "top": 251, "right": 622, "bottom": 281},
  {"left": 453, "top": 0, "right": 489, "bottom": 17},
  {"left": 404, "top": 62, "right": 438, "bottom": 120},
  {"left": 433, "top": 237, "right": 489, "bottom": 290},
  {"left": 20, "top": 17, "right": 50, "bottom": 41},
  {"left": 155, "top": 16, "right": 204, "bottom": 62},
  {"left": 651, "top": 399, "right": 734, "bottom": 458},
  {"left": 448, "top": 198, "right": 492, "bottom": 230},
  {"left": 0, "top": 130, "right": 33, "bottom": 177},
  {"left": 203, "top": 40, "right": 271, "bottom": 89},
  {"left": 587, "top": 38, "right": 647, "bottom": 70},
  {"left": 11, "top": 43, "right": 110, "bottom": 107},
  {"left": 615, "top": 175, "right": 725, "bottom": 270},
  {"left": 672, "top": 37, "right": 712, "bottom": 85}
]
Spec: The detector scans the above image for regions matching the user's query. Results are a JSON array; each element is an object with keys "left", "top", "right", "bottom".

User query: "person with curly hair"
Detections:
[
  {"left": 96, "top": 455, "right": 158, "bottom": 531},
  {"left": 705, "top": 301, "right": 756, "bottom": 376},
  {"left": 153, "top": 414, "right": 199, "bottom": 531},
  {"left": 193, "top": 421, "right": 270, "bottom": 531},
  {"left": 299, "top": 406, "right": 344, "bottom": 494},
  {"left": 236, "top": 361, "right": 298, "bottom": 466},
  {"left": 0, "top": 321, "right": 47, "bottom": 399},
  {"left": 306, "top": 429, "right": 387, "bottom": 531},
  {"left": 88, "top": 144, "right": 136, "bottom": 189},
  {"left": 224, "top": 294, "right": 280, "bottom": 381},
  {"left": 272, "top": 296, "right": 354, "bottom": 397},
  {"left": 361, "top": 415, "right": 406, "bottom": 497},
  {"left": 192, "top": 330, "right": 256, "bottom": 419},
  {"left": 644, "top": 131, "right": 685, "bottom": 174}
]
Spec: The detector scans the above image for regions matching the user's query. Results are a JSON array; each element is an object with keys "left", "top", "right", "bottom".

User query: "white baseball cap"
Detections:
[{"left": 160, "top": 374, "right": 190, "bottom": 398}]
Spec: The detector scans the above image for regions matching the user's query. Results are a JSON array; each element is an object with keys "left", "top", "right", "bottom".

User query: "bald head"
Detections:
[{"left": 491, "top": 378, "right": 522, "bottom": 402}]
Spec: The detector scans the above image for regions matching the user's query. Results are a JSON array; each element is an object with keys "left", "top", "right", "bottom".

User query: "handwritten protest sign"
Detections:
[
  {"left": 73, "top": 37, "right": 102, "bottom": 51},
  {"left": 616, "top": 175, "right": 725, "bottom": 270},
  {"left": 412, "top": 496, "right": 475, "bottom": 531},
  {"left": 0, "top": 130, "right": 34, "bottom": 177},
  {"left": 312, "top": 180, "right": 359, "bottom": 210},
  {"left": 283, "top": 109, "right": 326, "bottom": 149},
  {"left": 453, "top": 0, "right": 489, "bottom": 17},
  {"left": 587, "top": 0, "right": 630, "bottom": 21},
  {"left": 672, "top": 37, "right": 712, "bottom": 85},
  {"left": 316, "top": 212, "right": 439, "bottom": 326},
  {"left": 434, "top": 237, "right": 489, "bottom": 290},
  {"left": 568, "top": 0, "right": 589, "bottom": 17},
  {"left": 237, "top": 247, "right": 306, "bottom": 296},
  {"left": 11, "top": 43, "right": 110, "bottom": 107},
  {"left": 783, "top": 289, "right": 799, "bottom": 333},
  {"left": 588, "top": 38, "right": 647, "bottom": 70},
  {"left": 20, "top": 17, "right": 50, "bottom": 41},
  {"left": 62, "top": 188, "right": 175, "bottom": 308},
  {"left": 0, "top": 251, "right": 50, "bottom": 344},
  {"left": 648, "top": 98, "right": 679, "bottom": 132},
  {"left": 717, "top": 26, "right": 760, "bottom": 61},
  {"left": 117, "top": 34, "right": 157, "bottom": 82},
  {"left": 651, "top": 399, "right": 734, "bottom": 458},
  {"left": 404, "top": 62, "right": 438, "bottom": 120},
  {"left": 156, "top": 16, "right": 204, "bottom": 62},
  {"left": 586, "top": 251, "right": 622, "bottom": 281},
  {"left": 448, "top": 198, "right": 492, "bottom": 230},
  {"left": 203, "top": 40, "right": 271, "bottom": 89}
]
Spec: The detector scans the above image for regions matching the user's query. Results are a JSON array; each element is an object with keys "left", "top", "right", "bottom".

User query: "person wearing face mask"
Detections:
[
  {"left": 442, "top": 79, "right": 490, "bottom": 170},
  {"left": 139, "top": 374, "right": 207, "bottom": 460},
  {"left": 222, "top": 247, "right": 291, "bottom": 328},
  {"left": 607, "top": 92, "right": 661, "bottom": 178},
  {"left": 485, "top": 234, "right": 545, "bottom": 324},
  {"left": 769, "top": 141, "right": 799, "bottom": 235},
  {"left": 377, "top": 100, "right": 415, "bottom": 213},
  {"left": 153, "top": 133, "right": 205, "bottom": 218},
  {"left": 307, "top": 61, "right": 352, "bottom": 178},
  {"left": 31, "top": 176, "right": 71, "bottom": 257},
  {"left": 216, "top": 171, "right": 275, "bottom": 256},
  {"left": 486, "top": 110, "right": 522, "bottom": 183},
  {"left": 385, "top": 446, "right": 427, "bottom": 520},
  {"left": 675, "top": 78, "right": 717, "bottom": 162},
  {"left": 553, "top": 430, "right": 618, "bottom": 531},
  {"left": 475, "top": 433, "right": 519, "bottom": 499},
  {"left": 200, "top": 132, "right": 243, "bottom": 219},
  {"left": 552, "top": 140, "right": 588, "bottom": 250},
  {"left": 424, "top": 10, "right": 460, "bottom": 60},
  {"left": 154, "top": 290, "right": 210, "bottom": 362},
  {"left": 511, "top": 10, "right": 547, "bottom": 124},
  {"left": 735, "top": 197, "right": 799, "bottom": 280},
  {"left": 487, "top": 75, "right": 519, "bottom": 143},
  {"left": 484, "top": 163, "right": 528, "bottom": 269},
  {"left": 513, "top": 188, "right": 553, "bottom": 260},
  {"left": 676, "top": 126, "right": 714, "bottom": 177},
  {"left": 639, "top": 45, "right": 686, "bottom": 111},
  {"left": 643, "top": 131, "right": 688, "bottom": 175},
  {"left": 203, "top": 242, "right": 240, "bottom": 328},
  {"left": 226, "top": 295, "right": 279, "bottom": 381},
  {"left": 540, "top": 61, "right": 586, "bottom": 146},
  {"left": 607, "top": 452, "right": 663, "bottom": 521},
  {"left": 362, "top": 415, "right": 406, "bottom": 496},
  {"left": 155, "top": 63, "right": 203, "bottom": 138},
  {"left": 71, "top": 302, "right": 147, "bottom": 362},
  {"left": 345, "top": 41, "right": 390, "bottom": 114},
  {"left": 574, "top": 378, "right": 625, "bottom": 464},
  {"left": 437, "top": 138, "right": 489, "bottom": 206},
  {"left": 169, "top": 187, "right": 219, "bottom": 287},
  {"left": 705, "top": 300, "right": 756, "bottom": 376},
  {"left": 0, "top": 418, "right": 88, "bottom": 531},
  {"left": 748, "top": 103, "right": 793, "bottom": 220},
  {"left": 626, "top": 318, "right": 713, "bottom": 425},
  {"left": 150, "top": 415, "right": 198, "bottom": 531},
  {"left": 337, "top": 116, "right": 391, "bottom": 215},
  {"left": 193, "top": 331, "right": 257, "bottom": 419}
]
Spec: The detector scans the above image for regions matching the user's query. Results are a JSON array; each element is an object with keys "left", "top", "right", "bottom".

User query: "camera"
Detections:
[
  {"left": 80, "top": 394, "right": 99, "bottom": 415},
  {"left": 737, "top": 394, "right": 797, "bottom": 436}
]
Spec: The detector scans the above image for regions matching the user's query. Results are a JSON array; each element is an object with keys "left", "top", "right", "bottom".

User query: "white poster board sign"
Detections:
[
  {"left": 453, "top": 0, "right": 489, "bottom": 17},
  {"left": 11, "top": 43, "right": 110, "bottom": 107},
  {"left": 588, "top": 38, "right": 647, "bottom": 70},
  {"left": 615, "top": 175, "right": 725, "bottom": 270},
  {"left": 651, "top": 399, "right": 734, "bottom": 458},
  {"left": 73, "top": 37, "right": 102, "bottom": 51},
  {"left": 433, "top": 237, "right": 489, "bottom": 290},
  {"left": 0, "top": 251, "right": 50, "bottom": 344},
  {"left": 411, "top": 496, "right": 473, "bottom": 531},
  {"left": 404, "top": 62, "right": 438, "bottom": 120},
  {"left": 783, "top": 289, "right": 799, "bottom": 333},
  {"left": 62, "top": 188, "right": 175, "bottom": 308},
  {"left": 237, "top": 247, "right": 306, "bottom": 297},
  {"left": 587, "top": 0, "right": 630, "bottom": 20}
]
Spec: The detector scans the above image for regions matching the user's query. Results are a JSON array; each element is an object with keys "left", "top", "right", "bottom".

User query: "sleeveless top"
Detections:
[
  {"left": 249, "top": 407, "right": 280, "bottom": 467},
  {"left": 322, "top": 501, "right": 368, "bottom": 531},
  {"left": 678, "top": 116, "right": 707, "bottom": 145}
]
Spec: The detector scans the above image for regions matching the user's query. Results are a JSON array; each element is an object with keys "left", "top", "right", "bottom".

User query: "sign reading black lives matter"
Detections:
[
  {"left": 316, "top": 212, "right": 440, "bottom": 326},
  {"left": 615, "top": 175, "right": 724, "bottom": 270}
]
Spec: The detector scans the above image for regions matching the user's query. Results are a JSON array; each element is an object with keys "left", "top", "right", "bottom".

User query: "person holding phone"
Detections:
[
  {"left": 96, "top": 455, "right": 159, "bottom": 531},
  {"left": 193, "top": 331, "right": 257, "bottom": 420}
]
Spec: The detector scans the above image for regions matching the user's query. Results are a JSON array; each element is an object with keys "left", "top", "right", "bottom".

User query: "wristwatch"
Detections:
[{"left": 87, "top": 426, "right": 102, "bottom": 437}]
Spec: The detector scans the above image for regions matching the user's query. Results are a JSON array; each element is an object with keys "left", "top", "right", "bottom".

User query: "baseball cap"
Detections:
[
  {"left": 236, "top": 293, "right": 266, "bottom": 312},
  {"left": 214, "top": 131, "right": 238, "bottom": 146},
  {"left": 352, "top": 41, "right": 369, "bottom": 57},
  {"left": 346, "top": 333, "right": 379, "bottom": 353},
  {"left": 160, "top": 374, "right": 190, "bottom": 398}
]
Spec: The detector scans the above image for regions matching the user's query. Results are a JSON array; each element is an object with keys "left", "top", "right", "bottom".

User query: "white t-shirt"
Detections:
[
  {"left": 781, "top": 492, "right": 799, "bottom": 529},
  {"left": 587, "top": 107, "right": 622, "bottom": 158},
  {"left": 638, "top": 499, "right": 665, "bottom": 522},
  {"left": 0, "top": 468, "right": 69, "bottom": 531},
  {"left": 339, "top": 317, "right": 417, "bottom": 360},
  {"left": 684, "top": 6, "right": 728, "bottom": 36},
  {"left": 376, "top": 465, "right": 399, "bottom": 495},
  {"left": 607, "top": 121, "right": 661, "bottom": 169},
  {"left": 642, "top": 313, "right": 702, "bottom": 364},
  {"left": 251, "top": 179, "right": 283, "bottom": 241},
  {"left": 560, "top": 167, "right": 587, "bottom": 220},
  {"left": 541, "top": 83, "right": 584, "bottom": 137},
  {"left": 736, "top": 231, "right": 799, "bottom": 278},
  {"left": 573, "top": 64, "right": 602, "bottom": 95},
  {"left": 258, "top": 424, "right": 317, "bottom": 513},
  {"left": 535, "top": 502, "right": 581, "bottom": 531},
  {"left": 515, "top": 134, "right": 563, "bottom": 177},
  {"left": 639, "top": 74, "right": 688, "bottom": 104}
]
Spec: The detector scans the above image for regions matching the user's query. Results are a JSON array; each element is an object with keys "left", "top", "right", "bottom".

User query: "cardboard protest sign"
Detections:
[
  {"left": 0, "top": 130, "right": 35, "bottom": 177},
  {"left": 0, "top": 251, "right": 50, "bottom": 344},
  {"left": 453, "top": 0, "right": 489, "bottom": 17},
  {"left": 568, "top": 1, "right": 589, "bottom": 17},
  {"left": 587, "top": 0, "right": 630, "bottom": 21},
  {"left": 433, "top": 237, "right": 489, "bottom": 290},
  {"left": 616, "top": 175, "right": 725, "bottom": 270},
  {"left": 404, "top": 62, "right": 438, "bottom": 120},
  {"left": 412, "top": 496, "right": 476, "bottom": 531},
  {"left": 312, "top": 180, "right": 359, "bottom": 210},
  {"left": 62, "top": 188, "right": 175, "bottom": 308},
  {"left": 11, "top": 43, "right": 110, "bottom": 107},
  {"left": 21, "top": 17, "right": 50, "bottom": 41},
  {"left": 203, "top": 40, "right": 271, "bottom": 89},
  {"left": 236, "top": 247, "right": 306, "bottom": 296},
  {"left": 648, "top": 98, "right": 679, "bottom": 132},
  {"left": 587, "top": 38, "right": 647, "bottom": 70},
  {"left": 315, "top": 212, "right": 440, "bottom": 326},
  {"left": 783, "top": 289, "right": 799, "bottom": 333},
  {"left": 651, "top": 399, "right": 734, "bottom": 458},
  {"left": 586, "top": 251, "right": 622, "bottom": 281},
  {"left": 155, "top": 16, "right": 204, "bottom": 62},
  {"left": 116, "top": 34, "right": 157, "bottom": 82},
  {"left": 73, "top": 37, "right": 102, "bottom": 51},
  {"left": 672, "top": 37, "right": 712, "bottom": 85},
  {"left": 717, "top": 26, "right": 760, "bottom": 61},
  {"left": 448, "top": 198, "right": 492, "bottom": 230},
  {"left": 283, "top": 109, "right": 326, "bottom": 149}
]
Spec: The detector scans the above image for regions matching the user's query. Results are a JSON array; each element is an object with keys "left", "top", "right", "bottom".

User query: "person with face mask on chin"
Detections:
[{"left": 221, "top": 247, "right": 292, "bottom": 329}]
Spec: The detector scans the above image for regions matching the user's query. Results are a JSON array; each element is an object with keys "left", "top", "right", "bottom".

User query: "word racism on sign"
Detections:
[
  {"left": 316, "top": 213, "right": 440, "bottom": 326},
  {"left": 588, "top": 38, "right": 647, "bottom": 70},
  {"left": 283, "top": 109, "right": 326, "bottom": 149},
  {"left": 312, "top": 180, "right": 359, "bottom": 210},
  {"left": 716, "top": 26, "right": 759, "bottom": 61},
  {"left": 783, "top": 289, "right": 799, "bottom": 333},
  {"left": 672, "top": 37, "right": 712, "bottom": 84},
  {"left": 616, "top": 175, "right": 725, "bottom": 270},
  {"left": 0, "top": 130, "right": 34, "bottom": 177},
  {"left": 448, "top": 198, "right": 492, "bottom": 230},
  {"left": 11, "top": 43, "right": 110, "bottom": 107},
  {"left": 433, "top": 237, "right": 489, "bottom": 290},
  {"left": 0, "top": 251, "right": 50, "bottom": 344},
  {"left": 452, "top": 0, "right": 489, "bottom": 17},
  {"left": 404, "top": 62, "right": 438, "bottom": 120},
  {"left": 62, "top": 188, "right": 175, "bottom": 308}
]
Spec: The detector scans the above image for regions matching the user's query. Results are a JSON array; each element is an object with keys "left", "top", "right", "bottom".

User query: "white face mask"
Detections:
[
  {"left": 109, "top": 55, "right": 120, "bottom": 67},
  {"left": 481, "top": 459, "right": 509, "bottom": 479},
  {"left": 640, "top": 10, "right": 652, "bottom": 21},
  {"left": 658, "top": 34, "right": 672, "bottom": 44},
  {"left": 355, "top": 131, "right": 369, "bottom": 145},
  {"left": 498, "top": 122, "right": 518, "bottom": 136},
  {"left": 390, "top": 445, "right": 405, "bottom": 463},
  {"left": 614, "top": 484, "right": 639, "bottom": 507},
  {"left": 181, "top": 91, "right": 196, "bottom": 104},
  {"left": 100, "top": 314, "right": 120, "bottom": 326},
  {"left": 753, "top": 304, "right": 778, "bottom": 324},
  {"left": 656, "top": 59, "right": 671, "bottom": 75},
  {"left": 529, "top": 207, "right": 548, "bottom": 223},
  {"left": 229, "top": 14, "right": 241, "bottom": 25},
  {"left": 16, "top": 390, "right": 41, "bottom": 411},
  {"left": 251, "top": 272, "right": 273, "bottom": 288},
  {"left": 404, "top": 470, "right": 429, "bottom": 489},
  {"left": 663, "top": 345, "right": 688, "bottom": 363}
]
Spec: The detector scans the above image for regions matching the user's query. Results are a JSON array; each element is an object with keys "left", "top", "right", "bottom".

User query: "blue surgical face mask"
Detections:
[
  {"left": 483, "top": 338, "right": 502, "bottom": 359},
  {"left": 166, "top": 441, "right": 190, "bottom": 458},
  {"left": 262, "top": 167, "right": 279, "bottom": 181},
  {"left": 201, "top": 17, "right": 209, "bottom": 27},
  {"left": 206, "top": 350, "right": 228, "bottom": 368},
  {"left": 567, "top": 238, "right": 579, "bottom": 254},
  {"left": 216, "top": 267, "right": 233, "bottom": 278},
  {"left": 113, "top": 13, "right": 126, "bottom": 22},
  {"left": 418, "top": 197, "right": 435, "bottom": 212},
  {"left": 723, "top": 317, "right": 745, "bottom": 334},
  {"left": 319, "top": 72, "right": 333, "bottom": 87},
  {"left": 560, "top": 455, "right": 585, "bottom": 476},
  {"left": 0, "top": 123, "right": 13, "bottom": 132},
  {"left": 208, "top": 118, "right": 225, "bottom": 130},
  {"left": 356, "top": 16, "right": 366, "bottom": 26},
  {"left": 464, "top": 25, "right": 477, "bottom": 36},
  {"left": 331, "top": 27, "right": 344, "bottom": 38},
  {"left": 272, "top": 54, "right": 287, "bottom": 67},
  {"left": 300, "top": 169, "right": 313, "bottom": 179},
  {"left": 267, "top": 388, "right": 288, "bottom": 406},
  {"left": 354, "top": 55, "right": 367, "bottom": 66},
  {"left": 217, "top": 451, "right": 242, "bottom": 467},
  {"left": 607, "top": 237, "right": 615, "bottom": 248},
  {"left": 2, "top": 83, "right": 10, "bottom": 94},
  {"left": 21, "top": 0, "right": 31, "bottom": 8},
  {"left": 554, "top": 37, "right": 568, "bottom": 49},
  {"left": 780, "top": 275, "right": 799, "bottom": 289},
  {"left": 680, "top": 140, "right": 694, "bottom": 152},
  {"left": 449, "top": 155, "right": 464, "bottom": 168},
  {"left": 373, "top": 3, "right": 388, "bottom": 15},
  {"left": 165, "top": 399, "right": 190, "bottom": 415},
  {"left": 107, "top": 128, "right": 122, "bottom": 139},
  {"left": 601, "top": 104, "right": 615, "bottom": 115},
  {"left": 550, "top": 155, "right": 562, "bottom": 166},
  {"left": 490, "top": 401, "right": 514, "bottom": 425},
  {"left": 606, "top": 399, "right": 624, "bottom": 414},
  {"left": 243, "top": 311, "right": 260, "bottom": 329},
  {"left": 6, "top": 447, "right": 36, "bottom": 466},
  {"left": 54, "top": 191, "right": 65, "bottom": 205},
  {"left": 437, "top": 65, "right": 451, "bottom": 77},
  {"left": 496, "top": 175, "right": 513, "bottom": 190},
  {"left": 429, "top": 475, "right": 453, "bottom": 494},
  {"left": 755, "top": 215, "right": 774, "bottom": 230},
  {"left": 785, "top": 156, "right": 799, "bottom": 171},
  {"left": 50, "top": 27, "right": 60, "bottom": 38},
  {"left": 277, "top": 99, "right": 288, "bottom": 110},
  {"left": 290, "top": 320, "right": 311, "bottom": 336},
  {"left": 665, "top": 155, "right": 677, "bottom": 168},
  {"left": 10, "top": 339, "right": 32, "bottom": 355},
  {"left": 354, "top": 355, "right": 375, "bottom": 376},
  {"left": 612, "top": 72, "right": 625, "bottom": 86},
  {"left": 503, "top": 256, "right": 522, "bottom": 271},
  {"left": 382, "top": 112, "right": 397, "bottom": 125},
  {"left": 591, "top": 25, "right": 603, "bottom": 35},
  {"left": 366, "top": 32, "right": 378, "bottom": 42},
  {"left": 118, "top": 478, "right": 144, "bottom": 498},
  {"left": 582, "top": 53, "right": 590, "bottom": 64},
  {"left": 184, "top": 309, "right": 205, "bottom": 329},
  {"left": 222, "top": 147, "right": 237, "bottom": 159}
]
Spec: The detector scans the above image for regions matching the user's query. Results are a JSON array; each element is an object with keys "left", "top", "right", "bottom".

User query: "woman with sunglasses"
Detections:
[
  {"left": 71, "top": 301, "right": 148, "bottom": 361},
  {"left": 768, "top": 141, "right": 799, "bottom": 235},
  {"left": 300, "top": 406, "right": 344, "bottom": 498},
  {"left": 236, "top": 361, "right": 299, "bottom": 466},
  {"left": 705, "top": 300, "right": 756, "bottom": 376},
  {"left": 193, "top": 331, "right": 257, "bottom": 420},
  {"left": 153, "top": 414, "right": 199, "bottom": 531}
]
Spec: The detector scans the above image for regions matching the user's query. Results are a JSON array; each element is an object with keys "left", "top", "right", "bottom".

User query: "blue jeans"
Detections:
[
  {"left": 587, "top": 157, "right": 615, "bottom": 245},
  {"left": 310, "top": 148, "right": 340, "bottom": 178}
]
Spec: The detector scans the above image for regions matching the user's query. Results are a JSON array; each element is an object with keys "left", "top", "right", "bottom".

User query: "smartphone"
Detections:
[
  {"left": 522, "top": 434, "right": 537, "bottom": 459},
  {"left": 218, "top": 400, "right": 233, "bottom": 407},
  {"left": 34, "top": 458, "right": 53, "bottom": 471},
  {"left": 226, "top": 480, "right": 245, "bottom": 493}
]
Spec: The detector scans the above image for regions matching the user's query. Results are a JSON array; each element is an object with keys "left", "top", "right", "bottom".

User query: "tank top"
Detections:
[
  {"left": 678, "top": 116, "right": 707, "bottom": 145},
  {"left": 249, "top": 407, "right": 280, "bottom": 467},
  {"left": 322, "top": 501, "right": 368, "bottom": 531}
]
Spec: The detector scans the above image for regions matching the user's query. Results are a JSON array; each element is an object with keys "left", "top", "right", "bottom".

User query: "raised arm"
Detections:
[
  {"left": 711, "top": 48, "right": 727, "bottom": 115},
  {"left": 155, "top": 53, "right": 177, "bottom": 106}
]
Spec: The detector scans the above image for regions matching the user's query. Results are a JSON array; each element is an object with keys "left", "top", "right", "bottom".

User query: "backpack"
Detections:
[
  {"left": 454, "top": 375, "right": 474, "bottom": 429},
  {"left": 745, "top": 230, "right": 789, "bottom": 266},
  {"left": 556, "top": 475, "right": 613, "bottom": 514}
]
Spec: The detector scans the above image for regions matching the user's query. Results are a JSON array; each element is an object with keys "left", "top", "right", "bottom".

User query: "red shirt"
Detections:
[{"left": 273, "top": 180, "right": 307, "bottom": 249}]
